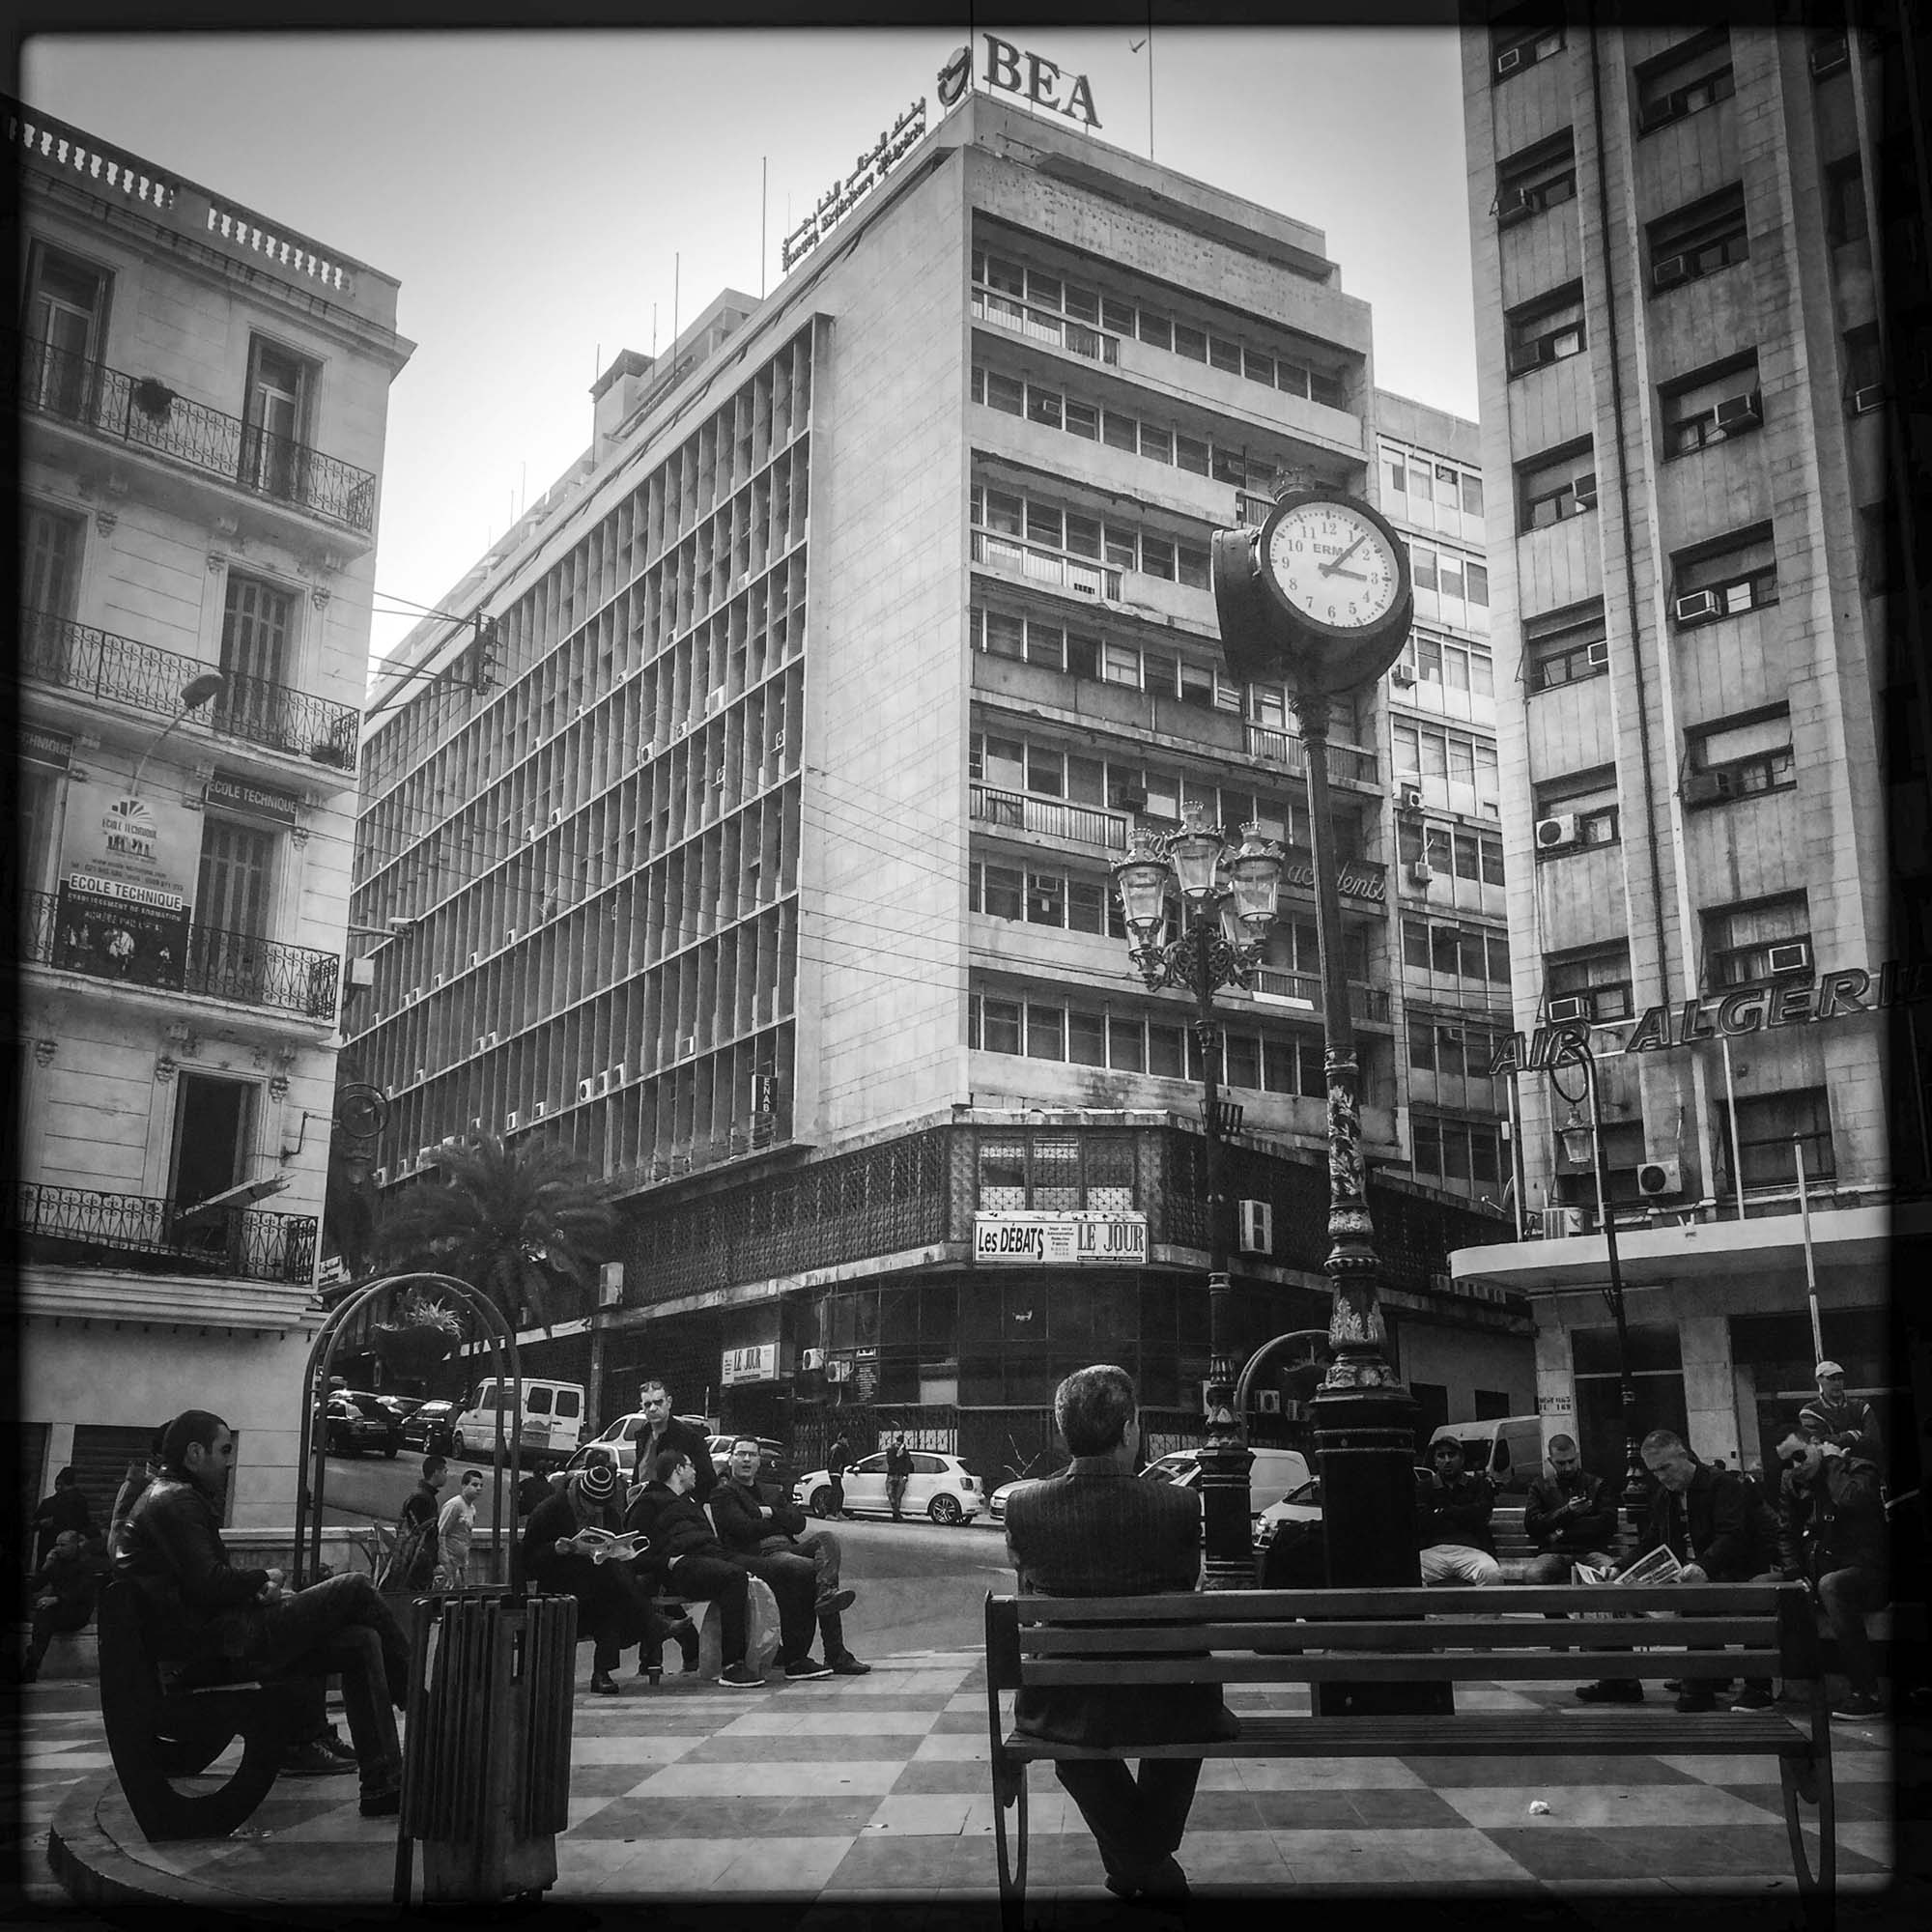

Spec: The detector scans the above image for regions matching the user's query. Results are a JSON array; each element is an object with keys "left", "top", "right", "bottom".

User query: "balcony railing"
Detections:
[
  {"left": 971, "top": 288, "right": 1121, "bottom": 364},
  {"left": 8, "top": 1182, "right": 317, "bottom": 1284},
  {"left": 21, "top": 611, "right": 358, "bottom": 772},
  {"left": 1250, "top": 968, "right": 1394, "bottom": 1023},
  {"left": 971, "top": 528, "right": 1122, "bottom": 600},
  {"left": 1246, "top": 723, "right": 1379, "bottom": 785},
  {"left": 970, "top": 783, "right": 1128, "bottom": 852},
  {"left": 25, "top": 890, "right": 340, "bottom": 1018},
  {"left": 12, "top": 333, "right": 378, "bottom": 534}
]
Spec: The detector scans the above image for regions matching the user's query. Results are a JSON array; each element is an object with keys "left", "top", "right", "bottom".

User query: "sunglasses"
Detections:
[{"left": 1779, "top": 1450, "right": 1809, "bottom": 1469}]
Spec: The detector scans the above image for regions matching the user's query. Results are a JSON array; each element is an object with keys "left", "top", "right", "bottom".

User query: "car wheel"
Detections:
[
  {"left": 452, "top": 1434, "right": 466, "bottom": 1455},
  {"left": 928, "top": 1494, "right": 963, "bottom": 1526},
  {"left": 808, "top": 1488, "right": 834, "bottom": 1519}
]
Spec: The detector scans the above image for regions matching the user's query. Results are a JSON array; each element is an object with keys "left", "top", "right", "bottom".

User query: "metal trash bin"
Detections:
[{"left": 393, "top": 1591, "right": 577, "bottom": 1906}]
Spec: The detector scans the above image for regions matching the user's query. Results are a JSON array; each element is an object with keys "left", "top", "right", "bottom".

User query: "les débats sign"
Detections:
[{"left": 1490, "top": 958, "right": 1932, "bottom": 1076}]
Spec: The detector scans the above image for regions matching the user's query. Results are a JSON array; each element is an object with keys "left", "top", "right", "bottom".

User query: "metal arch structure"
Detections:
[
  {"left": 294, "top": 1272, "right": 525, "bottom": 1592},
  {"left": 1233, "top": 1328, "right": 1335, "bottom": 1422}
]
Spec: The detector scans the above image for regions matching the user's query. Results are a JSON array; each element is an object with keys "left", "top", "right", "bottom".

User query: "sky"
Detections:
[{"left": 22, "top": 24, "right": 1479, "bottom": 675}]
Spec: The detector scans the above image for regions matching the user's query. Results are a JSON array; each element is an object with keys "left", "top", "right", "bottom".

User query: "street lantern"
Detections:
[
  {"left": 1166, "top": 801, "right": 1226, "bottom": 902},
  {"left": 1228, "top": 822, "right": 1285, "bottom": 936},
  {"left": 1558, "top": 1106, "right": 1595, "bottom": 1167},
  {"left": 1112, "top": 829, "right": 1172, "bottom": 948}
]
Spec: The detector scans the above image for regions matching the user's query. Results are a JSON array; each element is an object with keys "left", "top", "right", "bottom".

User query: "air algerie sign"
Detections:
[{"left": 1489, "top": 959, "right": 1932, "bottom": 1076}]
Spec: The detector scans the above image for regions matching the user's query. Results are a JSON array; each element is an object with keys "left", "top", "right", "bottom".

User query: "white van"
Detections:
[
  {"left": 1428, "top": 1416, "right": 1543, "bottom": 1492},
  {"left": 451, "top": 1378, "right": 585, "bottom": 1470}
]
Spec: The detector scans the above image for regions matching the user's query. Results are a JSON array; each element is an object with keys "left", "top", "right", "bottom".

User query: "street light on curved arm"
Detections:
[{"left": 128, "top": 670, "right": 227, "bottom": 795}]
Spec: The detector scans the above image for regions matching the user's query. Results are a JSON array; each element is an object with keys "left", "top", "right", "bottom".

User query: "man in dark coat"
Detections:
[
  {"left": 523, "top": 1463, "right": 690, "bottom": 1693},
  {"left": 1004, "top": 1364, "right": 1238, "bottom": 1905},
  {"left": 114, "top": 1409, "right": 411, "bottom": 1813},
  {"left": 20, "top": 1530, "right": 107, "bottom": 1681},
  {"left": 32, "top": 1467, "right": 94, "bottom": 1568},
  {"left": 1800, "top": 1362, "right": 1883, "bottom": 1463},
  {"left": 1417, "top": 1438, "right": 1501, "bottom": 1583},
  {"left": 1522, "top": 1434, "right": 1620, "bottom": 1583},
  {"left": 631, "top": 1379, "right": 717, "bottom": 1502},
  {"left": 712, "top": 1436, "right": 867, "bottom": 1675},
  {"left": 826, "top": 1432, "right": 853, "bottom": 1520},
  {"left": 1775, "top": 1428, "right": 1889, "bottom": 1718},
  {"left": 885, "top": 1435, "right": 913, "bottom": 1521}
]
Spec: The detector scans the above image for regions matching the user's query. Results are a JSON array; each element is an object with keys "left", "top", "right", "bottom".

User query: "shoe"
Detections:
[
  {"left": 1140, "top": 1857, "right": 1190, "bottom": 1904},
  {"left": 1575, "top": 1680, "right": 1642, "bottom": 1704},
  {"left": 784, "top": 1657, "right": 836, "bottom": 1680},
  {"left": 719, "top": 1662, "right": 765, "bottom": 1689},
  {"left": 679, "top": 1650, "right": 702, "bottom": 1674},
  {"left": 1833, "top": 1692, "right": 1882, "bottom": 1719},
  {"left": 281, "top": 1739, "right": 357, "bottom": 1777},
  {"left": 1731, "top": 1686, "right": 1776, "bottom": 1710},
  {"left": 830, "top": 1653, "right": 872, "bottom": 1676},
  {"left": 358, "top": 1783, "right": 402, "bottom": 1819},
  {"left": 814, "top": 1588, "right": 857, "bottom": 1616},
  {"left": 1675, "top": 1692, "right": 1720, "bottom": 1713},
  {"left": 590, "top": 1671, "right": 621, "bottom": 1696},
  {"left": 1662, "top": 1679, "right": 1684, "bottom": 1692},
  {"left": 317, "top": 1731, "right": 359, "bottom": 1766}
]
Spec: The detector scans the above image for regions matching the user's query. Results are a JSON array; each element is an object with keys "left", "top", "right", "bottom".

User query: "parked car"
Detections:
[
  {"left": 990, "top": 1444, "right": 1312, "bottom": 1526},
  {"left": 340, "top": 1392, "right": 403, "bottom": 1458},
  {"left": 793, "top": 1450, "right": 983, "bottom": 1525},
  {"left": 451, "top": 1378, "right": 585, "bottom": 1470},
  {"left": 377, "top": 1395, "right": 425, "bottom": 1423},
  {"left": 400, "top": 1400, "right": 459, "bottom": 1454},
  {"left": 1252, "top": 1465, "right": 1444, "bottom": 1586},
  {"left": 324, "top": 1395, "right": 398, "bottom": 1459}
]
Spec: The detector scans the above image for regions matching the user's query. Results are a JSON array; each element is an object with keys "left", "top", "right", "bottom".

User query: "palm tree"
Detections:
[{"left": 376, "top": 1135, "right": 618, "bottom": 1336}]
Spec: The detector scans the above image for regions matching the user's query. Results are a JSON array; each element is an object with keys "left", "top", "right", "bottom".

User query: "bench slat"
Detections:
[
  {"left": 1012, "top": 1583, "right": 1789, "bottom": 1621},
  {"left": 1022, "top": 1615, "right": 1775, "bottom": 1654},
  {"left": 1022, "top": 1647, "right": 1785, "bottom": 1685}
]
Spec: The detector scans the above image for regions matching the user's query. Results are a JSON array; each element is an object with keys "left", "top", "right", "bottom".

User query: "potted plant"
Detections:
[{"left": 370, "top": 1289, "right": 464, "bottom": 1379}]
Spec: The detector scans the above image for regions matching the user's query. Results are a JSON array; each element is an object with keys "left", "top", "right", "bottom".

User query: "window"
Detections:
[
  {"left": 1065, "top": 398, "right": 1098, "bottom": 440},
  {"left": 1462, "top": 473, "right": 1485, "bottom": 518},
  {"left": 196, "top": 817, "right": 276, "bottom": 940},
  {"left": 1546, "top": 944, "right": 1633, "bottom": 1022},
  {"left": 1505, "top": 282, "right": 1586, "bottom": 378},
  {"left": 981, "top": 1000, "right": 1021, "bottom": 1055},
  {"left": 1683, "top": 706, "right": 1795, "bottom": 805},
  {"left": 1670, "top": 524, "right": 1777, "bottom": 625},
  {"left": 1524, "top": 601, "right": 1608, "bottom": 692},
  {"left": 1492, "top": 8, "right": 1563, "bottom": 79},
  {"left": 1719, "top": 1089, "right": 1834, "bottom": 1188},
  {"left": 1533, "top": 765, "right": 1620, "bottom": 852},
  {"left": 1662, "top": 353, "right": 1763, "bottom": 455},
  {"left": 1412, "top": 1116, "right": 1505, "bottom": 1192},
  {"left": 214, "top": 573, "right": 297, "bottom": 739},
  {"left": 22, "top": 502, "right": 84, "bottom": 638},
  {"left": 241, "top": 336, "right": 314, "bottom": 501},
  {"left": 980, "top": 368, "right": 1023, "bottom": 415},
  {"left": 1703, "top": 894, "right": 1811, "bottom": 989},
  {"left": 1027, "top": 382, "right": 1065, "bottom": 428},
  {"left": 974, "top": 864, "right": 1023, "bottom": 921},
  {"left": 24, "top": 243, "right": 110, "bottom": 418},
  {"left": 1495, "top": 132, "right": 1577, "bottom": 225},
  {"left": 1827, "top": 159, "right": 1868, "bottom": 248},
  {"left": 1518, "top": 440, "right": 1597, "bottom": 529},
  {"left": 1636, "top": 29, "right": 1734, "bottom": 133},
  {"left": 1649, "top": 184, "right": 1749, "bottom": 293}
]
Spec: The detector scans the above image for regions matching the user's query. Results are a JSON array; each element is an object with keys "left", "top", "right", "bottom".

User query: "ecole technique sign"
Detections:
[{"left": 974, "top": 1211, "right": 1148, "bottom": 1265}]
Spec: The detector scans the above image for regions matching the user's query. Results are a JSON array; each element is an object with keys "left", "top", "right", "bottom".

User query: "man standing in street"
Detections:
[
  {"left": 632, "top": 1378, "right": 717, "bottom": 1502},
  {"left": 1800, "top": 1362, "right": 1883, "bottom": 1462},
  {"left": 392, "top": 1456, "right": 446, "bottom": 1593},
  {"left": 826, "top": 1430, "right": 853, "bottom": 1520},
  {"left": 885, "top": 1435, "right": 913, "bottom": 1522},
  {"left": 712, "top": 1436, "right": 868, "bottom": 1675},
  {"left": 114, "top": 1409, "right": 412, "bottom": 1815},
  {"left": 435, "top": 1469, "right": 485, "bottom": 1590},
  {"left": 1522, "top": 1435, "right": 1620, "bottom": 1583},
  {"left": 1417, "top": 1438, "right": 1501, "bottom": 1584},
  {"left": 1004, "top": 1364, "right": 1238, "bottom": 1905},
  {"left": 1776, "top": 1427, "right": 1889, "bottom": 1718}
]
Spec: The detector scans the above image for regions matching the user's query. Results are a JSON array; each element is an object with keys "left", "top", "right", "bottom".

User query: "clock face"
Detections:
[{"left": 1262, "top": 501, "right": 1403, "bottom": 631}]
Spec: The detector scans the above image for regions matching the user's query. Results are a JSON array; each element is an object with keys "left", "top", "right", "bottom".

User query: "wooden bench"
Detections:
[
  {"left": 97, "top": 1579, "right": 312, "bottom": 1841},
  {"left": 985, "top": 1582, "right": 1834, "bottom": 1924}
]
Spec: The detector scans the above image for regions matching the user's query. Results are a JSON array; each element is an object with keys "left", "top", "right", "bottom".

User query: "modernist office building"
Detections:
[
  {"left": 10, "top": 99, "right": 412, "bottom": 1520},
  {"left": 347, "top": 84, "right": 1523, "bottom": 1469},
  {"left": 1449, "top": 14, "right": 1928, "bottom": 1488}
]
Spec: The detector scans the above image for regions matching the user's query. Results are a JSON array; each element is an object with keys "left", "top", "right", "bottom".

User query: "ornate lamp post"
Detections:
[
  {"left": 1548, "top": 1031, "right": 1651, "bottom": 1528},
  {"left": 1113, "top": 808, "right": 1285, "bottom": 1588}
]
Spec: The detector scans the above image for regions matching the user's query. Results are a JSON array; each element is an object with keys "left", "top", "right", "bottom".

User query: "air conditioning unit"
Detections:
[
  {"left": 549, "top": 808, "right": 564, "bottom": 827},
  {"left": 1237, "top": 1199, "right": 1273, "bottom": 1254},
  {"left": 1768, "top": 940, "right": 1812, "bottom": 975},
  {"left": 1683, "top": 770, "right": 1732, "bottom": 805},
  {"left": 346, "top": 953, "right": 376, "bottom": 989},
  {"left": 1715, "top": 389, "right": 1763, "bottom": 431},
  {"left": 1543, "top": 1206, "right": 1591, "bottom": 1236},
  {"left": 1673, "top": 589, "right": 1723, "bottom": 624},
  {"left": 610, "top": 1062, "right": 627, "bottom": 1086},
  {"left": 406, "top": 986, "right": 422, "bottom": 1004},
  {"left": 505, "top": 1111, "right": 521, "bottom": 1130},
  {"left": 417, "top": 1145, "right": 438, "bottom": 1166},
  {"left": 368, "top": 1165, "right": 388, "bottom": 1186},
  {"left": 524, "top": 824, "right": 541, "bottom": 841},
  {"left": 1399, "top": 784, "right": 1425, "bottom": 813},
  {"left": 1849, "top": 384, "right": 1886, "bottom": 414},
  {"left": 1571, "top": 479, "right": 1598, "bottom": 512},
  {"left": 642, "top": 739, "right": 662, "bottom": 761},
  {"left": 412, "top": 1066, "right": 426, "bottom": 1084},
  {"left": 1547, "top": 993, "right": 1596, "bottom": 1023},
  {"left": 1809, "top": 39, "right": 1849, "bottom": 76},
  {"left": 432, "top": 973, "right": 445, "bottom": 989},
  {"left": 383, "top": 1084, "right": 396, "bottom": 1099},
  {"left": 1586, "top": 639, "right": 1610, "bottom": 668},
  {"left": 576, "top": 1077, "right": 597, "bottom": 1102},
  {"left": 599, "top": 1261, "right": 624, "bottom": 1306},
  {"left": 677, "top": 1033, "right": 697, "bottom": 1059},
  {"left": 1652, "top": 253, "right": 1690, "bottom": 290},
  {"left": 468, "top": 951, "right": 481, "bottom": 968},
  {"left": 706, "top": 687, "right": 726, "bottom": 714},
  {"left": 1495, "top": 185, "right": 1536, "bottom": 226},
  {"left": 1494, "top": 44, "right": 1523, "bottom": 75},
  {"left": 1256, "top": 1388, "right": 1282, "bottom": 1415},
  {"left": 825, "top": 1358, "right": 851, "bottom": 1382},
  {"left": 671, "top": 720, "right": 691, "bottom": 742},
  {"left": 800, "top": 1347, "right": 826, "bottom": 1372},
  {"left": 1391, "top": 662, "right": 1417, "bottom": 686},
  {"left": 1535, "top": 813, "right": 1579, "bottom": 849},
  {"left": 1637, "top": 1158, "right": 1686, "bottom": 1198},
  {"left": 505, "top": 926, "right": 521, "bottom": 944},
  {"left": 1409, "top": 859, "right": 1435, "bottom": 884}
]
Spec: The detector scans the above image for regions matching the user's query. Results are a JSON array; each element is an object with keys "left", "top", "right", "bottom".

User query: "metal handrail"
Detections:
[
  {"left": 21, "top": 609, "right": 357, "bottom": 771},
  {"left": 8, "top": 1181, "right": 317, "bottom": 1283},
  {"left": 1246, "top": 723, "right": 1380, "bottom": 784},
  {"left": 970, "top": 528, "right": 1122, "bottom": 600},
  {"left": 11, "top": 331, "right": 378, "bottom": 534},
  {"left": 971, "top": 288, "right": 1122, "bottom": 364},
  {"left": 969, "top": 783, "right": 1129, "bottom": 852}
]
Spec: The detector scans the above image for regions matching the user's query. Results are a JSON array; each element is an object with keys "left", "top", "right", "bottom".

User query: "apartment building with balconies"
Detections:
[
  {"left": 10, "top": 99, "right": 412, "bottom": 1523},
  {"left": 1448, "top": 13, "right": 1928, "bottom": 1492},
  {"left": 347, "top": 83, "right": 1522, "bottom": 1468}
]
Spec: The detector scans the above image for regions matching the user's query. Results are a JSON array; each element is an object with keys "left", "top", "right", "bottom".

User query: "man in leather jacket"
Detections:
[
  {"left": 1775, "top": 1429, "right": 1889, "bottom": 1718},
  {"left": 630, "top": 1379, "right": 717, "bottom": 1502},
  {"left": 1417, "top": 1438, "right": 1501, "bottom": 1584},
  {"left": 711, "top": 1436, "right": 867, "bottom": 1675},
  {"left": 1522, "top": 1435, "right": 1620, "bottom": 1584},
  {"left": 113, "top": 1409, "right": 412, "bottom": 1815}
]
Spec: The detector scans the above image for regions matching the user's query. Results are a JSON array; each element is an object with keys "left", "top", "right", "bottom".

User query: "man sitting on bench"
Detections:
[
  {"left": 114, "top": 1409, "right": 412, "bottom": 1816},
  {"left": 1775, "top": 1426, "right": 1889, "bottom": 1719}
]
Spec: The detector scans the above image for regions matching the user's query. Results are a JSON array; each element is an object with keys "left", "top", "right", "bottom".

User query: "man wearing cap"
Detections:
[
  {"left": 1416, "top": 1438, "right": 1501, "bottom": 1584},
  {"left": 523, "top": 1461, "right": 693, "bottom": 1695},
  {"left": 1774, "top": 1427, "right": 1889, "bottom": 1719},
  {"left": 1800, "top": 1362, "right": 1882, "bottom": 1463}
]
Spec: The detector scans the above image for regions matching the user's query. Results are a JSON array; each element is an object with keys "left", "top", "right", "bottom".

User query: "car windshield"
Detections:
[{"left": 1140, "top": 1456, "right": 1191, "bottom": 1485}]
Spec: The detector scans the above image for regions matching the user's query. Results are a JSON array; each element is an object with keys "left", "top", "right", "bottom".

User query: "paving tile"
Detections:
[
  {"left": 1233, "top": 1757, "right": 1429, "bottom": 1790},
  {"left": 1271, "top": 1825, "right": 1533, "bottom": 1884},
  {"left": 912, "top": 1735, "right": 989, "bottom": 1761},
  {"left": 863, "top": 1794, "right": 975, "bottom": 1835},
  {"left": 1435, "top": 1784, "right": 1786, "bottom": 1830},
  {"left": 825, "top": 1833, "right": 991, "bottom": 1890},
  {"left": 1248, "top": 1785, "right": 1467, "bottom": 1830},
  {"left": 713, "top": 1833, "right": 856, "bottom": 1894},
  {"left": 628, "top": 1758, "right": 909, "bottom": 1798},
  {"left": 568, "top": 1792, "right": 883, "bottom": 1839},
  {"left": 565, "top": 1736, "right": 701, "bottom": 1764},
  {"left": 566, "top": 1835, "right": 743, "bottom": 1893},
  {"left": 1716, "top": 1779, "right": 1894, "bottom": 1823},
  {"left": 1487, "top": 1823, "right": 1889, "bottom": 1881},
  {"left": 682, "top": 1732, "right": 937, "bottom": 1762},
  {"left": 892, "top": 1760, "right": 993, "bottom": 1796},
  {"left": 1402, "top": 1752, "right": 1701, "bottom": 1787}
]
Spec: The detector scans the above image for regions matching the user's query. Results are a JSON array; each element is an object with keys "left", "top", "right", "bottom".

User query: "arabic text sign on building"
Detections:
[
  {"left": 722, "top": 1342, "right": 780, "bottom": 1386},
  {"left": 781, "top": 97, "right": 928, "bottom": 274},
  {"left": 973, "top": 1212, "right": 1148, "bottom": 1266}
]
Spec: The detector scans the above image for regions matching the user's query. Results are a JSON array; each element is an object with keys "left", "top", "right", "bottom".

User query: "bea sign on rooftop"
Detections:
[{"left": 939, "top": 35, "right": 1101, "bottom": 128}]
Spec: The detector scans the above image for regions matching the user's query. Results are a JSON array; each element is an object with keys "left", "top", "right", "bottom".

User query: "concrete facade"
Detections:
[{"left": 12, "top": 96, "right": 412, "bottom": 1522}]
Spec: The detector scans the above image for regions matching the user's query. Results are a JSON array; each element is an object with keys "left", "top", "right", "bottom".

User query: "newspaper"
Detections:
[
  {"left": 576, "top": 1527, "right": 646, "bottom": 1565},
  {"left": 1573, "top": 1545, "right": 1683, "bottom": 1586}
]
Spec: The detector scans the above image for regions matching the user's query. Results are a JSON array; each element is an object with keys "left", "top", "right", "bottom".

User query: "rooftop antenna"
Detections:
[
  {"left": 651, "top": 303, "right": 657, "bottom": 358},
  {"left": 761, "top": 156, "right": 768, "bottom": 298},
  {"left": 672, "top": 252, "right": 680, "bottom": 361}
]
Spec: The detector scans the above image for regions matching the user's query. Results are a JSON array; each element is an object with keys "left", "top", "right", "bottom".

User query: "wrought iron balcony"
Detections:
[
  {"left": 1246, "top": 722, "right": 1379, "bottom": 785},
  {"left": 22, "top": 611, "right": 358, "bottom": 772},
  {"left": 969, "top": 783, "right": 1128, "bottom": 852},
  {"left": 1249, "top": 967, "right": 1393, "bottom": 1023},
  {"left": 24, "top": 890, "right": 341, "bottom": 1018},
  {"left": 8, "top": 1181, "right": 317, "bottom": 1284},
  {"left": 11, "top": 332, "right": 378, "bottom": 535}
]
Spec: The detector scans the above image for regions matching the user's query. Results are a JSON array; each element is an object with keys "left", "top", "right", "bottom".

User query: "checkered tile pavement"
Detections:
[{"left": 10, "top": 1648, "right": 1910, "bottom": 1921}]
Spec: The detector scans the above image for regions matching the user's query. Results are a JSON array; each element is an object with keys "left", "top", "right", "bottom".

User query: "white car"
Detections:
[
  {"left": 1254, "top": 1465, "right": 1443, "bottom": 1549},
  {"left": 990, "top": 1444, "right": 1313, "bottom": 1526},
  {"left": 793, "top": 1450, "right": 983, "bottom": 1525}
]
